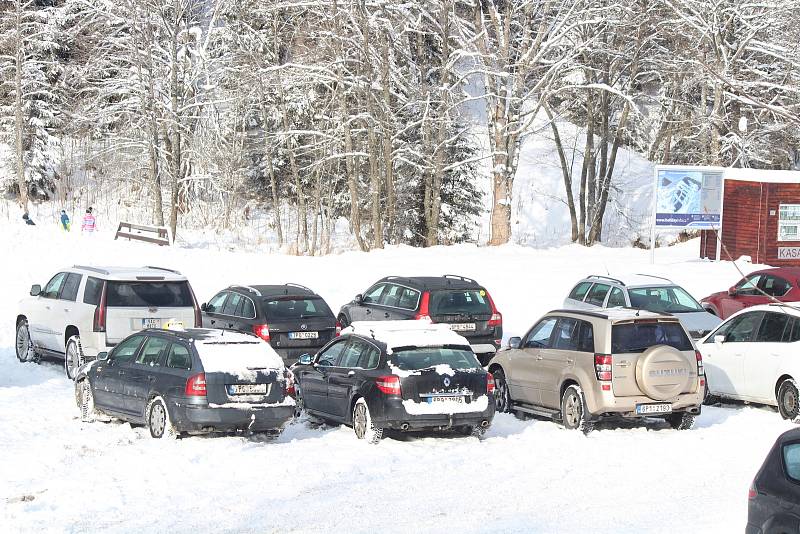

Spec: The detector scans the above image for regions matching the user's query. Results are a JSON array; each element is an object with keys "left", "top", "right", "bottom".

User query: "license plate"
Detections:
[
  {"left": 229, "top": 384, "right": 268, "bottom": 395},
  {"left": 449, "top": 323, "right": 476, "bottom": 332},
  {"left": 635, "top": 403, "right": 672, "bottom": 415},
  {"left": 142, "top": 318, "right": 161, "bottom": 329},
  {"left": 288, "top": 331, "right": 318, "bottom": 340},
  {"left": 427, "top": 396, "right": 465, "bottom": 404}
]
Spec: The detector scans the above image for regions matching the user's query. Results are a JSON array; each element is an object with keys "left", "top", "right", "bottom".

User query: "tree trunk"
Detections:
[
  {"left": 545, "top": 103, "right": 578, "bottom": 242},
  {"left": 13, "top": 0, "right": 28, "bottom": 212},
  {"left": 380, "top": 35, "right": 395, "bottom": 244}
]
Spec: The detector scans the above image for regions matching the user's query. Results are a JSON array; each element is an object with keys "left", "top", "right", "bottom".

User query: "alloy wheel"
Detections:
[
  {"left": 353, "top": 403, "right": 367, "bottom": 439},
  {"left": 150, "top": 402, "right": 167, "bottom": 438},
  {"left": 564, "top": 392, "right": 580, "bottom": 427},
  {"left": 16, "top": 324, "right": 34, "bottom": 362}
]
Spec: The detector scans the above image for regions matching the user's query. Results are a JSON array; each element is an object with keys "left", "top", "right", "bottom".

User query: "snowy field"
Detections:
[{"left": 0, "top": 225, "right": 792, "bottom": 533}]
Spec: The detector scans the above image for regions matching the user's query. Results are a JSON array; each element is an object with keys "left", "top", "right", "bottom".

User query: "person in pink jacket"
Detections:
[{"left": 81, "top": 207, "right": 96, "bottom": 233}]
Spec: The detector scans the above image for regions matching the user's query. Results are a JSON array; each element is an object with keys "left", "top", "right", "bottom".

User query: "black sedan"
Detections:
[
  {"left": 74, "top": 328, "right": 295, "bottom": 438},
  {"left": 291, "top": 322, "right": 496, "bottom": 443},
  {"left": 201, "top": 284, "right": 338, "bottom": 366},
  {"left": 748, "top": 427, "right": 800, "bottom": 533}
]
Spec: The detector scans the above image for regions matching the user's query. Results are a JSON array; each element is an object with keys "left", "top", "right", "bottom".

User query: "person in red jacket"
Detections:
[{"left": 81, "top": 207, "right": 96, "bottom": 233}]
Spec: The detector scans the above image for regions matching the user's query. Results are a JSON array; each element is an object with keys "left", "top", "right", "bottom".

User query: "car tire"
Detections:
[
  {"left": 665, "top": 412, "right": 695, "bottom": 430},
  {"left": 561, "top": 384, "right": 594, "bottom": 435},
  {"left": 352, "top": 398, "right": 383, "bottom": 444},
  {"left": 78, "top": 379, "right": 99, "bottom": 422},
  {"left": 458, "top": 425, "right": 488, "bottom": 438},
  {"left": 338, "top": 314, "right": 350, "bottom": 329},
  {"left": 492, "top": 368, "right": 512, "bottom": 413},
  {"left": 294, "top": 386, "right": 305, "bottom": 419},
  {"left": 146, "top": 397, "right": 175, "bottom": 439},
  {"left": 778, "top": 379, "right": 800, "bottom": 423},
  {"left": 15, "top": 320, "right": 36, "bottom": 363},
  {"left": 65, "top": 335, "right": 84, "bottom": 380}
]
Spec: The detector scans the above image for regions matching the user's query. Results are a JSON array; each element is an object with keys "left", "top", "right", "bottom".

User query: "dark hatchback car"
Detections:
[
  {"left": 201, "top": 284, "right": 338, "bottom": 366},
  {"left": 291, "top": 321, "right": 496, "bottom": 443},
  {"left": 337, "top": 275, "right": 503, "bottom": 366},
  {"left": 748, "top": 428, "right": 800, "bottom": 534},
  {"left": 74, "top": 328, "right": 295, "bottom": 438}
]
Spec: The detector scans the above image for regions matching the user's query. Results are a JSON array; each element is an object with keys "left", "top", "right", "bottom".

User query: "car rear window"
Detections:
[
  {"left": 390, "top": 347, "right": 481, "bottom": 371},
  {"left": 106, "top": 281, "right": 194, "bottom": 307},
  {"left": 263, "top": 297, "right": 332, "bottom": 320},
  {"left": 430, "top": 290, "right": 492, "bottom": 316},
  {"left": 611, "top": 321, "right": 693, "bottom": 353}
]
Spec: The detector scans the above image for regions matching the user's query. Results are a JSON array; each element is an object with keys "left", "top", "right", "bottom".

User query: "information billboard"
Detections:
[{"left": 654, "top": 167, "right": 723, "bottom": 228}]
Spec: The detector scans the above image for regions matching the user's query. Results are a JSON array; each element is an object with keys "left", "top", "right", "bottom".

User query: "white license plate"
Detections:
[
  {"left": 229, "top": 384, "right": 268, "bottom": 395},
  {"left": 635, "top": 403, "right": 672, "bottom": 415},
  {"left": 427, "top": 396, "right": 465, "bottom": 404},
  {"left": 289, "top": 331, "right": 318, "bottom": 340},
  {"left": 142, "top": 318, "right": 161, "bottom": 329},
  {"left": 449, "top": 323, "right": 477, "bottom": 332}
]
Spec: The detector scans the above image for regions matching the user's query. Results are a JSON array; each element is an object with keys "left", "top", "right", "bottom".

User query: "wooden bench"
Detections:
[{"left": 114, "top": 222, "right": 171, "bottom": 246}]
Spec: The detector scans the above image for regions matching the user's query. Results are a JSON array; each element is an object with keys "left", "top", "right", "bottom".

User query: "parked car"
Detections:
[
  {"left": 291, "top": 321, "right": 496, "bottom": 443},
  {"left": 201, "top": 284, "right": 338, "bottom": 366},
  {"left": 488, "top": 308, "right": 703, "bottom": 434},
  {"left": 701, "top": 267, "right": 800, "bottom": 320},
  {"left": 74, "top": 327, "right": 295, "bottom": 438},
  {"left": 337, "top": 275, "right": 503, "bottom": 366},
  {"left": 563, "top": 274, "right": 720, "bottom": 339},
  {"left": 15, "top": 265, "right": 201, "bottom": 379},
  {"left": 747, "top": 427, "right": 800, "bottom": 533},
  {"left": 699, "top": 304, "right": 800, "bottom": 421}
]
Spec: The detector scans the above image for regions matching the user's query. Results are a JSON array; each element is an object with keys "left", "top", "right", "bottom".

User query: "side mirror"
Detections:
[
  {"left": 714, "top": 334, "right": 726, "bottom": 345},
  {"left": 200, "top": 303, "right": 208, "bottom": 312},
  {"left": 727, "top": 287, "right": 737, "bottom": 297},
  {"left": 354, "top": 294, "right": 363, "bottom": 305},
  {"left": 30, "top": 284, "right": 41, "bottom": 297},
  {"left": 96, "top": 352, "right": 108, "bottom": 361},
  {"left": 508, "top": 336, "right": 522, "bottom": 349},
  {"left": 298, "top": 353, "right": 313, "bottom": 365}
]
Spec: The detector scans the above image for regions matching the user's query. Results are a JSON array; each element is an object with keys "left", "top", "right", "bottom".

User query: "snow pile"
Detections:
[
  {"left": 192, "top": 330, "right": 284, "bottom": 379},
  {"left": 346, "top": 320, "right": 471, "bottom": 352}
]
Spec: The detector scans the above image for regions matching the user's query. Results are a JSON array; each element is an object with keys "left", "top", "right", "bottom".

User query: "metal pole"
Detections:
[{"left": 650, "top": 167, "right": 659, "bottom": 264}]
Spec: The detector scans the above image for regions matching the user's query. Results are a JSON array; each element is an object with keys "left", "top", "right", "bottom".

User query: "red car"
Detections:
[{"left": 700, "top": 267, "right": 800, "bottom": 319}]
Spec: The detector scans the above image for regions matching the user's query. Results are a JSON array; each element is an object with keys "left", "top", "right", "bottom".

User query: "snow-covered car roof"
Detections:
[
  {"left": 68, "top": 265, "right": 188, "bottom": 281},
  {"left": 343, "top": 321, "right": 471, "bottom": 351},
  {"left": 181, "top": 328, "right": 285, "bottom": 375},
  {"left": 581, "top": 273, "right": 676, "bottom": 288}
]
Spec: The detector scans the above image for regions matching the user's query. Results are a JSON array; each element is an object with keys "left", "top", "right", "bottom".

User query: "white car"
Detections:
[
  {"left": 698, "top": 303, "right": 800, "bottom": 421},
  {"left": 564, "top": 274, "right": 721, "bottom": 339},
  {"left": 15, "top": 266, "right": 201, "bottom": 379}
]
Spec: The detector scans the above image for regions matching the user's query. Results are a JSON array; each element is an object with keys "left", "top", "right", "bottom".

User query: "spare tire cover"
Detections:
[{"left": 635, "top": 345, "right": 693, "bottom": 401}]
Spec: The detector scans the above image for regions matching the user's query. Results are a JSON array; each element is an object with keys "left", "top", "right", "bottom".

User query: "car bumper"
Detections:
[
  {"left": 372, "top": 397, "right": 496, "bottom": 430},
  {"left": 168, "top": 401, "right": 295, "bottom": 433},
  {"left": 584, "top": 383, "right": 703, "bottom": 419}
]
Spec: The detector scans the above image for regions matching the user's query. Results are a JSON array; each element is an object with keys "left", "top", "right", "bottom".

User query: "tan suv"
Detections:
[{"left": 487, "top": 308, "right": 703, "bottom": 433}]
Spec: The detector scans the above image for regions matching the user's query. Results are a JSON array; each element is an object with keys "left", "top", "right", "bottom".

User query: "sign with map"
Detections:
[{"left": 655, "top": 167, "right": 723, "bottom": 228}]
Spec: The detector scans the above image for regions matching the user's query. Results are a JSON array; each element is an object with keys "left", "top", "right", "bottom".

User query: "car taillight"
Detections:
[
  {"left": 696, "top": 350, "right": 704, "bottom": 376},
  {"left": 284, "top": 370, "right": 296, "bottom": 396},
  {"left": 595, "top": 353, "right": 612, "bottom": 381},
  {"left": 486, "top": 292, "right": 502, "bottom": 327},
  {"left": 486, "top": 372, "right": 495, "bottom": 394},
  {"left": 376, "top": 375, "right": 401, "bottom": 396},
  {"left": 93, "top": 282, "right": 107, "bottom": 332},
  {"left": 185, "top": 373, "right": 206, "bottom": 396},
  {"left": 335, "top": 321, "right": 342, "bottom": 336},
  {"left": 414, "top": 291, "right": 432, "bottom": 322},
  {"left": 252, "top": 324, "right": 270, "bottom": 342},
  {"left": 748, "top": 482, "right": 758, "bottom": 500}
]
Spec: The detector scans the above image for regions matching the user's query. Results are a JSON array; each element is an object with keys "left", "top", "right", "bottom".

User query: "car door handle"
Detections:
[
  {"left": 365, "top": 309, "right": 372, "bottom": 315},
  {"left": 210, "top": 319, "right": 216, "bottom": 325},
  {"left": 566, "top": 358, "right": 574, "bottom": 364},
  {"left": 118, "top": 370, "right": 126, "bottom": 376},
  {"left": 348, "top": 370, "right": 355, "bottom": 377},
  {"left": 384, "top": 312, "right": 390, "bottom": 318},
  {"left": 147, "top": 375, "right": 156, "bottom": 383},
  {"left": 45, "top": 305, "right": 51, "bottom": 310},
  {"left": 228, "top": 323, "right": 234, "bottom": 328},
  {"left": 536, "top": 355, "right": 543, "bottom": 360},
  {"left": 64, "top": 308, "right": 71, "bottom": 313}
]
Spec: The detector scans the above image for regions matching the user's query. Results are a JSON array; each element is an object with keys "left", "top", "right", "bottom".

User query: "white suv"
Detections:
[{"left": 15, "top": 266, "right": 201, "bottom": 379}]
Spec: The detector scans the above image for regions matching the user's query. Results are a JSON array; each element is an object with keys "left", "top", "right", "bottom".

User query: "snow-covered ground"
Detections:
[{"left": 0, "top": 225, "right": 791, "bottom": 532}]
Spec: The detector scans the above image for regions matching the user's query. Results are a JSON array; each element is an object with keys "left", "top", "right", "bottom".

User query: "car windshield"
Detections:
[
  {"left": 611, "top": 322, "right": 693, "bottom": 353},
  {"left": 627, "top": 286, "right": 703, "bottom": 313},
  {"left": 262, "top": 297, "right": 332, "bottom": 320},
  {"left": 389, "top": 346, "right": 481, "bottom": 371},
  {"left": 106, "top": 281, "right": 194, "bottom": 307},
  {"left": 430, "top": 290, "right": 492, "bottom": 316}
]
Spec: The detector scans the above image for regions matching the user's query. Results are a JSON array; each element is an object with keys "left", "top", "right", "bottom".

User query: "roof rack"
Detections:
[
  {"left": 443, "top": 274, "right": 477, "bottom": 284},
  {"left": 144, "top": 266, "right": 182, "bottom": 275},
  {"left": 73, "top": 265, "right": 111, "bottom": 275},
  {"left": 586, "top": 275, "right": 625, "bottom": 286},
  {"left": 547, "top": 308, "right": 610, "bottom": 320},
  {"left": 632, "top": 273, "right": 673, "bottom": 283},
  {"left": 228, "top": 285, "right": 263, "bottom": 297},
  {"left": 285, "top": 283, "right": 312, "bottom": 292}
]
